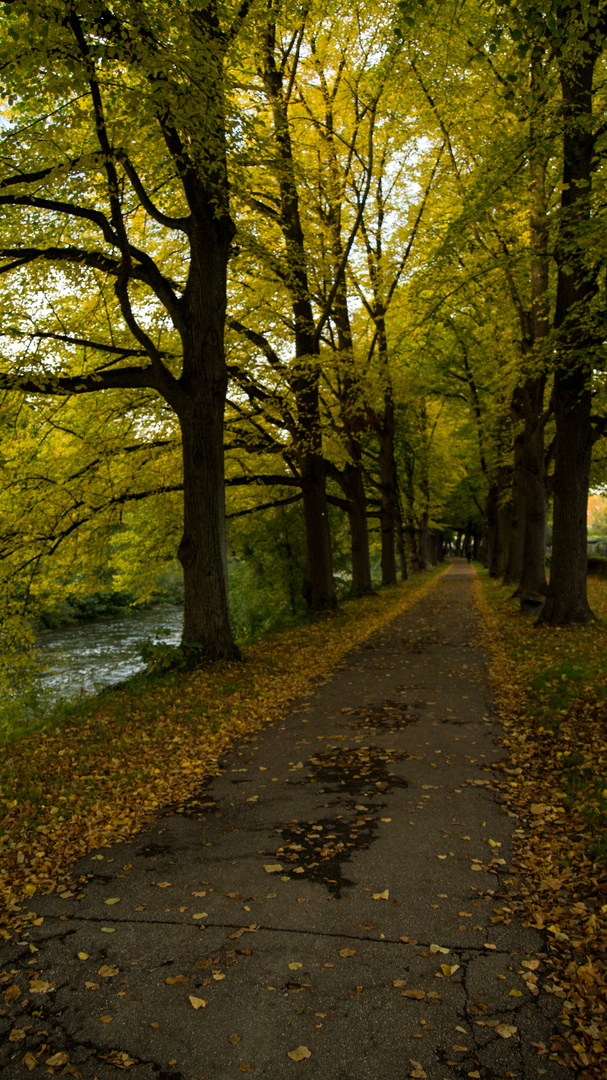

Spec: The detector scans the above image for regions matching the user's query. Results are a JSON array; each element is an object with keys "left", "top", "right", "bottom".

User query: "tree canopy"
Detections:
[{"left": 1, "top": 0, "right": 607, "bottom": 676}]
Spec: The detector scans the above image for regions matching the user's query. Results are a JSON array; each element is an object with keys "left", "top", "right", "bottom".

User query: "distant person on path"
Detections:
[{"left": 466, "top": 548, "right": 472, "bottom": 564}]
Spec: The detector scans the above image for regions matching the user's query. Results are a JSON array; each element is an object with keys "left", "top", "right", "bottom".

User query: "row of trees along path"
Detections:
[{"left": 0, "top": 0, "right": 607, "bottom": 658}]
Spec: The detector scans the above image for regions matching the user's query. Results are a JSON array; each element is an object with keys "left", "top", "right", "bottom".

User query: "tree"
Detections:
[{"left": 0, "top": 0, "right": 253, "bottom": 657}]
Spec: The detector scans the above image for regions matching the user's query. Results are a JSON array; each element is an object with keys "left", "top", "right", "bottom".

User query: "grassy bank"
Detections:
[
  {"left": 0, "top": 566, "right": 445, "bottom": 938},
  {"left": 476, "top": 571, "right": 607, "bottom": 1079}
]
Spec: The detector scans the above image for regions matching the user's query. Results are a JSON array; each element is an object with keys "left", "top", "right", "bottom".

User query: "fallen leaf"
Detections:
[
  {"left": 483, "top": 943, "right": 496, "bottom": 950},
  {"left": 409, "top": 1060, "right": 427, "bottom": 1079},
  {"left": 402, "top": 989, "right": 425, "bottom": 999},
  {"left": 440, "top": 964, "right": 460, "bottom": 977},
  {"left": 46, "top": 1052, "right": 69, "bottom": 1067},
  {"left": 429, "top": 944, "right": 449, "bottom": 955},
  {"left": 246, "top": 795, "right": 259, "bottom": 802},
  {"left": 156, "top": 882, "right": 171, "bottom": 888},
  {"left": 522, "top": 959, "right": 540, "bottom": 970},
  {"left": 263, "top": 864, "right": 283, "bottom": 874},
  {"left": 212, "top": 972, "right": 225, "bottom": 981},
  {"left": 85, "top": 981, "right": 99, "bottom": 989},
  {"left": 98, "top": 965, "right": 119, "bottom": 978},
  {"left": 530, "top": 804, "right": 548, "bottom": 815},
  {"left": 288, "top": 962, "right": 303, "bottom": 970},
  {"left": 4, "top": 984, "right": 20, "bottom": 1001},
  {"left": 287, "top": 1046, "right": 311, "bottom": 1061},
  {"left": 495, "top": 1023, "right": 517, "bottom": 1039},
  {"left": 100, "top": 1015, "right": 113, "bottom": 1023},
  {"left": 238, "top": 1065, "right": 254, "bottom": 1072},
  {"left": 22, "top": 1052, "right": 37, "bottom": 1071},
  {"left": 509, "top": 989, "right": 522, "bottom": 997},
  {"left": 77, "top": 952, "right": 89, "bottom": 960},
  {"left": 166, "top": 975, "right": 189, "bottom": 985},
  {"left": 372, "top": 889, "right": 389, "bottom": 900},
  {"left": 189, "top": 995, "right": 207, "bottom": 1009},
  {"left": 9, "top": 1029, "right": 26, "bottom": 1042},
  {"left": 29, "top": 980, "right": 53, "bottom": 994},
  {"left": 100, "top": 927, "right": 116, "bottom": 933},
  {"left": 104, "top": 898, "right": 120, "bottom": 905},
  {"left": 339, "top": 948, "right": 356, "bottom": 957},
  {"left": 393, "top": 979, "right": 407, "bottom": 988},
  {"left": 193, "top": 913, "right": 208, "bottom": 920},
  {"left": 229, "top": 1035, "right": 241, "bottom": 1045}
]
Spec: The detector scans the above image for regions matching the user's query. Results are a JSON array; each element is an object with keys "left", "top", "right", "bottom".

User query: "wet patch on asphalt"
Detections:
[{"left": 271, "top": 743, "right": 409, "bottom": 896}]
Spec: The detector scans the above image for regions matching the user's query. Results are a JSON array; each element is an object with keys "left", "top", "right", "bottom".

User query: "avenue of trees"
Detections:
[{"left": 1, "top": 0, "right": 607, "bottom": 665}]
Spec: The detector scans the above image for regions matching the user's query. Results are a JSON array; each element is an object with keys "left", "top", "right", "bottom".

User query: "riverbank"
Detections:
[{"left": 0, "top": 567, "right": 446, "bottom": 937}]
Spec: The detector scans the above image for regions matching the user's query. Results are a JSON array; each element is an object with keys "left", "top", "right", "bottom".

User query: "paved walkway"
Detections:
[{"left": 0, "top": 563, "right": 569, "bottom": 1080}]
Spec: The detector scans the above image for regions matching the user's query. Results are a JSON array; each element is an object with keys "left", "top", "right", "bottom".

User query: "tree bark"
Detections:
[
  {"left": 540, "top": 46, "right": 598, "bottom": 623},
  {"left": 262, "top": 23, "right": 336, "bottom": 610}
]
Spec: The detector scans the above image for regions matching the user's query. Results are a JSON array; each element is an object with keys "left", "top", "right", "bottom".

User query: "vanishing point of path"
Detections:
[{"left": 0, "top": 563, "right": 570, "bottom": 1080}]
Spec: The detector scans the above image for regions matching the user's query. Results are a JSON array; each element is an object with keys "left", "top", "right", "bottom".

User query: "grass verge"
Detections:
[
  {"left": 0, "top": 565, "right": 445, "bottom": 938},
  {"left": 476, "top": 571, "right": 607, "bottom": 1080}
]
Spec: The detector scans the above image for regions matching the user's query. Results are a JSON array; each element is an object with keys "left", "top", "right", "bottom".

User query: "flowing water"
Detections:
[{"left": 34, "top": 605, "right": 184, "bottom": 702}]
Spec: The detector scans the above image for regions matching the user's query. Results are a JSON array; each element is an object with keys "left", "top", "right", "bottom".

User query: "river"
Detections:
[{"left": 34, "top": 605, "right": 184, "bottom": 702}]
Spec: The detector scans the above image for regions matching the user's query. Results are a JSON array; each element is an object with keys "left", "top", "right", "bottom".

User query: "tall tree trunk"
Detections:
[
  {"left": 540, "top": 47, "right": 598, "bottom": 623},
  {"left": 176, "top": 213, "right": 237, "bottom": 656},
  {"left": 379, "top": 396, "right": 398, "bottom": 585},
  {"left": 342, "top": 462, "right": 374, "bottom": 595},
  {"left": 178, "top": 398, "right": 233, "bottom": 654},
  {"left": 503, "top": 391, "right": 525, "bottom": 586},
  {"left": 262, "top": 24, "right": 336, "bottom": 609}
]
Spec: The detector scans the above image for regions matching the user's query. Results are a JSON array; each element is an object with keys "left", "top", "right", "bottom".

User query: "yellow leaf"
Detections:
[
  {"left": 495, "top": 1024, "right": 517, "bottom": 1039},
  {"left": 77, "top": 952, "right": 89, "bottom": 961},
  {"left": 263, "top": 864, "right": 283, "bottom": 873},
  {"left": 212, "top": 972, "right": 225, "bottom": 981},
  {"left": 104, "top": 898, "right": 120, "bottom": 905},
  {"left": 229, "top": 1035, "right": 241, "bottom": 1045},
  {"left": 393, "top": 979, "right": 407, "bottom": 988},
  {"left": 372, "top": 889, "right": 389, "bottom": 900},
  {"left": 522, "top": 959, "right": 540, "bottom": 970},
  {"left": 288, "top": 962, "right": 303, "bottom": 970},
  {"left": 339, "top": 949, "right": 356, "bottom": 957},
  {"left": 29, "top": 980, "right": 53, "bottom": 994},
  {"left": 98, "top": 965, "right": 119, "bottom": 978},
  {"left": 402, "top": 989, "right": 425, "bottom": 1000},
  {"left": 287, "top": 1046, "right": 311, "bottom": 1061},
  {"left": 429, "top": 944, "right": 449, "bottom": 955},
  {"left": 100, "top": 1015, "right": 113, "bottom": 1023},
  {"left": 509, "top": 989, "right": 522, "bottom": 997},
  {"left": 23, "top": 1051, "right": 37, "bottom": 1071},
  {"left": 24, "top": 884, "right": 37, "bottom": 897},
  {"left": 156, "top": 882, "right": 171, "bottom": 888},
  {"left": 166, "top": 975, "right": 189, "bottom": 985},
  {"left": 192, "top": 913, "right": 208, "bottom": 920},
  {"left": 9, "top": 1029, "right": 26, "bottom": 1042},
  {"left": 189, "top": 995, "right": 207, "bottom": 1009},
  {"left": 440, "top": 964, "right": 460, "bottom": 977},
  {"left": 46, "top": 1052, "right": 69, "bottom": 1067},
  {"left": 4, "top": 984, "right": 20, "bottom": 1001}
]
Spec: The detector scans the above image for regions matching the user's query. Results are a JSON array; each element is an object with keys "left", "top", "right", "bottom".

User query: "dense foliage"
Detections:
[{"left": 1, "top": 0, "right": 607, "bottom": 684}]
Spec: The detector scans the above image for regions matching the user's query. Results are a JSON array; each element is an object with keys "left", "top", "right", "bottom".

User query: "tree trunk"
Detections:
[
  {"left": 301, "top": 452, "right": 336, "bottom": 608},
  {"left": 379, "top": 398, "right": 398, "bottom": 585},
  {"left": 178, "top": 398, "right": 235, "bottom": 655},
  {"left": 343, "top": 462, "right": 374, "bottom": 595},
  {"left": 540, "top": 48, "right": 597, "bottom": 623},
  {"left": 395, "top": 497, "right": 408, "bottom": 580},
  {"left": 518, "top": 385, "right": 547, "bottom": 596},
  {"left": 262, "top": 25, "right": 336, "bottom": 611}
]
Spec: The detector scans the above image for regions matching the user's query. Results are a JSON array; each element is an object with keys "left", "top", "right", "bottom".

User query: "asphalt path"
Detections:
[{"left": 0, "top": 562, "right": 570, "bottom": 1080}]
